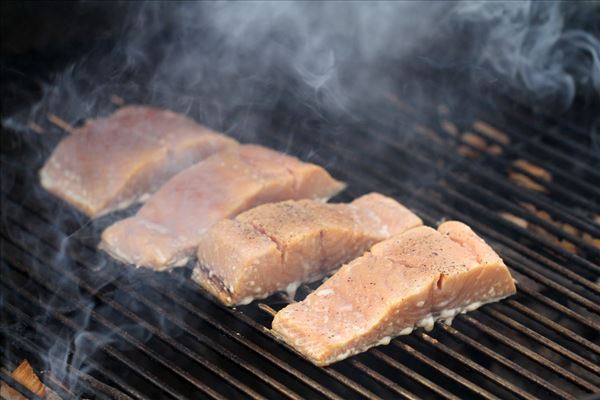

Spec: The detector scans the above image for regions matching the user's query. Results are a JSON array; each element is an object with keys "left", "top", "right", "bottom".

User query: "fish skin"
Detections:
[
  {"left": 100, "top": 144, "right": 345, "bottom": 270},
  {"left": 40, "top": 106, "right": 238, "bottom": 217},
  {"left": 272, "top": 221, "right": 516, "bottom": 366},
  {"left": 192, "top": 193, "right": 422, "bottom": 305}
]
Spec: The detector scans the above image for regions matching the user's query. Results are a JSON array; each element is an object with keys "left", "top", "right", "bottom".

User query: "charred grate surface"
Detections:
[{"left": 1, "top": 86, "right": 599, "bottom": 400}]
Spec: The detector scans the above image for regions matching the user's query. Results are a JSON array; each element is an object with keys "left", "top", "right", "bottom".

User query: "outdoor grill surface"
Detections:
[{"left": 1, "top": 74, "right": 600, "bottom": 399}]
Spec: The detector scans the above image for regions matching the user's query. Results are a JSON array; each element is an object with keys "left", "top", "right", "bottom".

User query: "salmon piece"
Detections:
[
  {"left": 100, "top": 145, "right": 345, "bottom": 270},
  {"left": 192, "top": 193, "right": 422, "bottom": 305},
  {"left": 40, "top": 106, "right": 238, "bottom": 217},
  {"left": 272, "top": 221, "right": 516, "bottom": 366},
  {"left": 0, "top": 360, "right": 46, "bottom": 400}
]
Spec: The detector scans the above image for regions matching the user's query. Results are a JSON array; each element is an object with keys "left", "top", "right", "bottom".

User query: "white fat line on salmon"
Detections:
[{"left": 323, "top": 293, "right": 515, "bottom": 365}]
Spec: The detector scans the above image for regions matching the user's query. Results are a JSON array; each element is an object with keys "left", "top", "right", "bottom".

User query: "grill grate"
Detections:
[{"left": 1, "top": 85, "right": 599, "bottom": 399}]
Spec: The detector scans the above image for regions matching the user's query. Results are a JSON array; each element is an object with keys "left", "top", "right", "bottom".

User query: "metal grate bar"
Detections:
[
  {"left": 391, "top": 341, "right": 500, "bottom": 400},
  {"left": 417, "top": 332, "right": 544, "bottom": 400},
  {"left": 0, "top": 237, "right": 233, "bottom": 400},
  {"left": 1, "top": 286, "right": 150, "bottom": 400},
  {"left": 402, "top": 94, "right": 600, "bottom": 182},
  {"left": 477, "top": 86, "right": 595, "bottom": 142},
  {"left": 387, "top": 117, "right": 600, "bottom": 222},
  {"left": 0, "top": 368, "right": 44, "bottom": 400},
  {"left": 0, "top": 309, "right": 124, "bottom": 400},
  {"left": 369, "top": 349, "right": 461, "bottom": 400},
  {"left": 347, "top": 360, "right": 421, "bottom": 400},
  {"left": 517, "top": 285, "right": 600, "bottom": 331},
  {"left": 506, "top": 300, "right": 600, "bottom": 355},
  {"left": 459, "top": 314, "right": 599, "bottom": 392},
  {"left": 482, "top": 307, "right": 600, "bottom": 375},
  {"left": 434, "top": 323, "right": 578, "bottom": 400}
]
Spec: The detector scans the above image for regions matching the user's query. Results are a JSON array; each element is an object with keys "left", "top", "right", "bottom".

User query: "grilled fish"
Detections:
[
  {"left": 100, "top": 145, "right": 345, "bottom": 270},
  {"left": 40, "top": 106, "right": 238, "bottom": 217},
  {"left": 272, "top": 221, "right": 516, "bottom": 366},
  {"left": 192, "top": 193, "right": 422, "bottom": 305}
]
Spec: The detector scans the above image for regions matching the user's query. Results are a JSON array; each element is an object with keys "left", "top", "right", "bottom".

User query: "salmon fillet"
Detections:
[
  {"left": 272, "top": 221, "right": 516, "bottom": 366},
  {"left": 192, "top": 193, "right": 422, "bottom": 305},
  {"left": 0, "top": 360, "right": 46, "bottom": 400},
  {"left": 100, "top": 145, "right": 345, "bottom": 270},
  {"left": 40, "top": 106, "right": 238, "bottom": 217}
]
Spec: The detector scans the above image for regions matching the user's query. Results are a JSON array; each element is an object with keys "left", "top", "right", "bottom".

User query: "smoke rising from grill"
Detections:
[{"left": 2, "top": 1, "right": 599, "bottom": 396}]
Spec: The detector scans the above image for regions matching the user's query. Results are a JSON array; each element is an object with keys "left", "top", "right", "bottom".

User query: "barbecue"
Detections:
[{"left": 2, "top": 2, "right": 599, "bottom": 399}]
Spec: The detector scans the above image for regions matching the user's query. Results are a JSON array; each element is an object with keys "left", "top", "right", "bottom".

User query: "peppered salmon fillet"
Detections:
[
  {"left": 272, "top": 221, "right": 516, "bottom": 366},
  {"left": 100, "top": 144, "right": 345, "bottom": 270},
  {"left": 192, "top": 193, "right": 422, "bottom": 305},
  {"left": 40, "top": 106, "right": 238, "bottom": 217},
  {"left": 0, "top": 360, "right": 46, "bottom": 400}
]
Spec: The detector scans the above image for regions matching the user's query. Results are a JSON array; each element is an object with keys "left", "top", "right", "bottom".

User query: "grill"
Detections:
[{"left": 2, "top": 44, "right": 600, "bottom": 400}]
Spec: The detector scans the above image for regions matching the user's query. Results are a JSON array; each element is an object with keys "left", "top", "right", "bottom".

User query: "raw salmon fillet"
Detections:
[
  {"left": 0, "top": 360, "right": 46, "bottom": 400},
  {"left": 100, "top": 145, "right": 345, "bottom": 270},
  {"left": 192, "top": 193, "right": 422, "bottom": 305},
  {"left": 272, "top": 221, "right": 516, "bottom": 365},
  {"left": 40, "top": 106, "right": 238, "bottom": 217}
]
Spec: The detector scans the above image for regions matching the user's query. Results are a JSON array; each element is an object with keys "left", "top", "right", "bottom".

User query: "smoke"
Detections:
[
  {"left": 2, "top": 0, "right": 600, "bottom": 395},
  {"left": 454, "top": 1, "right": 600, "bottom": 110}
]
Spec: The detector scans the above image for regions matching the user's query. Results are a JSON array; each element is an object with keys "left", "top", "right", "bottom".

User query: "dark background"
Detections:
[{"left": 2, "top": 1, "right": 599, "bottom": 130}]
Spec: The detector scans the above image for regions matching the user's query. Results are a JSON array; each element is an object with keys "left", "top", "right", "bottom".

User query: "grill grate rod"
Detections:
[
  {"left": 460, "top": 314, "right": 599, "bottom": 392},
  {"left": 505, "top": 299, "right": 600, "bottom": 355},
  {"left": 403, "top": 92, "right": 600, "bottom": 178},
  {"left": 0, "top": 367, "right": 44, "bottom": 400},
  {"left": 483, "top": 307, "right": 600, "bottom": 375},
  {"left": 1, "top": 288, "right": 144, "bottom": 400},
  {"left": 433, "top": 121, "right": 600, "bottom": 216},
  {"left": 3, "top": 258, "right": 223, "bottom": 400},
  {"left": 517, "top": 286, "right": 600, "bottom": 331},
  {"left": 391, "top": 340, "right": 500, "bottom": 400},
  {"left": 436, "top": 323, "right": 582, "bottom": 400},
  {"left": 385, "top": 96, "right": 600, "bottom": 212},
  {"left": 0, "top": 317, "right": 127, "bottom": 400},
  {"left": 414, "top": 332, "right": 536, "bottom": 400},
  {"left": 419, "top": 120, "right": 600, "bottom": 233},
  {"left": 368, "top": 349, "right": 461, "bottom": 400}
]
